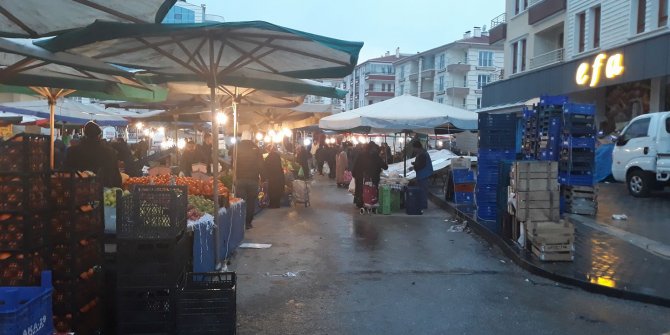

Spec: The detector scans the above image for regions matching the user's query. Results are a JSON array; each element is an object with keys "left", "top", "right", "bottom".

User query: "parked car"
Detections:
[{"left": 611, "top": 111, "right": 670, "bottom": 197}]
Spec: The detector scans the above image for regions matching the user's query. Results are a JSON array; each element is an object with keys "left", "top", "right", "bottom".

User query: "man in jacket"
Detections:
[
  {"left": 235, "top": 139, "right": 263, "bottom": 229},
  {"left": 64, "top": 121, "right": 122, "bottom": 187},
  {"left": 411, "top": 140, "right": 433, "bottom": 209}
]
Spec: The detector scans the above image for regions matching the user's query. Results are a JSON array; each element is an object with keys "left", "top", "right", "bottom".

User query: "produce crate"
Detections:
[
  {"left": 539, "top": 95, "right": 568, "bottom": 106},
  {"left": 50, "top": 172, "right": 102, "bottom": 210},
  {"left": 478, "top": 112, "right": 518, "bottom": 129},
  {"left": 563, "top": 103, "right": 596, "bottom": 116},
  {"left": 452, "top": 169, "right": 475, "bottom": 184},
  {"left": 118, "top": 185, "right": 188, "bottom": 239},
  {"left": 50, "top": 237, "right": 102, "bottom": 280},
  {"left": 0, "top": 175, "right": 50, "bottom": 212},
  {"left": 176, "top": 272, "right": 237, "bottom": 335},
  {"left": 0, "top": 134, "right": 49, "bottom": 173},
  {"left": 0, "top": 251, "right": 46, "bottom": 286},
  {"left": 562, "top": 185, "right": 598, "bottom": 215},
  {"left": 559, "top": 172, "right": 594, "bottom": 186},
  {"left": 0, "top": 213, "right": 47, "bottom": 251},
  {"left": 50, "top": 206, "right": 103, "bottom": 241},
  {"left": 116, "top": 236, "right": 190, "bottom": 289},
  {"left": 117, "top": 288, "right": 176, "bottom": 334},
  {"left": 561, "top": 136, "right": 596, "bottom": 150},
  {"left": 0, "top": 271, "right": 53, "bottom": 335}
]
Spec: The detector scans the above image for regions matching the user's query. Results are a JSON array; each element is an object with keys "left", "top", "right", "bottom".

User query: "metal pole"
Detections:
[
  {"left": 232, "top": 88, "right": 239, "bottom": 196},
  {"left": 49, "top": 98, "right": 55, "bottom": 169},
  {"left": 210, "top": 85, "right": 220, "bottom": 206},
  {"left": 403, "top": 132, "right": 407, "bottom": 177}
]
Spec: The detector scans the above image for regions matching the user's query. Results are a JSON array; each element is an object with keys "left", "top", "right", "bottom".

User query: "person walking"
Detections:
[
  {"left": 352, "top": 142, "right": 388, "bottom": 208},
  {"left": 326, "top": 143, "right": 337, "bottom": 179},
  {"left": 64, "top": 121, "right": 121, "bottom": 187},
  {"left": 295, "top": 145, "right": 310, "bottom": 179},
  {"left": 179, "top": 141, "right": 199, "bottom": 177},
  {"left": 411, "top": 140, "right": 433, "bottom": 209},
  {"left": 335, "top": 144, "right": 349, "bottom": 187},
  {"left": 262, "top": 144, "right": 285, "bottom": 208},
  {"left": 235, "top": 138, "right": 263, "bottom": 229},
  {"left": 199, "top": 133, "right": 214, "bottom": 174}
]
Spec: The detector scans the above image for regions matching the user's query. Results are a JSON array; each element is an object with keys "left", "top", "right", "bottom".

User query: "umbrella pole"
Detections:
[
  {"left": 403, "top": 132, "right": 407, "bottom": 177},
  {"left": 232, "top": 91, "right": 239, "bottom": 196},
  {"left": 210, "top": 84, "right": 220, "bottom": 208},
  {"left": 49, "top": 98, "right": 56, "bottom": 169}
]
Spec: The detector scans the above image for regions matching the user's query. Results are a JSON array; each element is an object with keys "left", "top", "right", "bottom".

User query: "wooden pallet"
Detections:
[
  {"left": 531, "top": 245, "right": 575, "bottom": 262},
  {"left": 512, "top": 190, "right": 561, "bottom": 221},
  {"left": 562, "top": 185, "right": 598, "bottom": 200}
]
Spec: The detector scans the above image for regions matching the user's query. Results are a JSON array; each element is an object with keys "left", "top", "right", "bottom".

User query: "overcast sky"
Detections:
[{"left": 200, "top": 0, "right": 505, "bottom": 63}]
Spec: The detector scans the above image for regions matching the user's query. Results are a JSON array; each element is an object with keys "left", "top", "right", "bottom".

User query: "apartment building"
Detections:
[
  {"left": 484, "top": 0, "right": 670, "bottom": 130},
  {"left": 342, "top": 51, "right": 409, "bottom": 110},
  {"left": 394, "top": 28, "right": 504, "bottom": 110}
]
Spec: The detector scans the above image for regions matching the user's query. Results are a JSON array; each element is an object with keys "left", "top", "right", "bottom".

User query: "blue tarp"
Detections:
[{"left": 595, "top": 143, "right": 614, "bottom": 182}]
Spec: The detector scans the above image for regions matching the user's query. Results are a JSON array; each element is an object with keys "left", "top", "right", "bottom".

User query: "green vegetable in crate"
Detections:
[
  {"left": 188, "top": 195, "right": 216, "bottom": 216},
  {"left": 103, "top": 187, "right": 124, "bottom": 207}
]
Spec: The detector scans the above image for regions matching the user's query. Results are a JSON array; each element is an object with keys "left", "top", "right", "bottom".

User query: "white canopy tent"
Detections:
[{"left": 318, "top": 95, "right": 477, "bottom": 132}]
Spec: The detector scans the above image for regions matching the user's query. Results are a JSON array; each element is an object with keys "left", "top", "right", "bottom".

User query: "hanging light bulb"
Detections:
[
  {"left": 230, "top": 137, "right": 237, "bottom": 144},
  {"left": 303, "top": 138, "right": 311, "bottom": 146},
  {"left": 268, "top": 129, "right": 276, "bottom": 137},
  {"left": 157, "top": 126, "right": 165, "bottom": 134},
  {"left": 358, "top": 135, "right": 366, "bottom": 143},
  {"left": 135, "top": 122, "right": 144, "bottom": 130},
  {"left": 255, "top": 132, "right": 263, "bottom": 141},
  {"left": 264, "top": 135, "right": 271, "bottom": 143},
  {"left": 282, "top": 128, "right": 292, "bottom": 137},
  {"left": 272, "top": 135, "right": 282, "bottom": 143},
  {"left": 177, "top": 138, "right": 186, "bottom": 149},
  {"left": 142, "top": 128, "right": 150, "bottom": 136}
]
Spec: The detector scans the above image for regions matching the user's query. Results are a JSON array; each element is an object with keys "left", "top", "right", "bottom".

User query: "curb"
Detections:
[{"left": 428, "top": 191, "right": 670, "bottom": 308}]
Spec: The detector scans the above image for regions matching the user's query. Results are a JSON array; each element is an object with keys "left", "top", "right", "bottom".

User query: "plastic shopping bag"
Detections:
[{"left": 348, "top": 177, "right": 356, "bottom": 194}]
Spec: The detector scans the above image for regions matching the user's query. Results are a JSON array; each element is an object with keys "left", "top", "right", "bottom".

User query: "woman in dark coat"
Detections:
[
  {"left": 352, "top": 142, "right": 388, "bottom": 208},
  {"left": 262, "top": 144, "right": 285, "bottom": 208}
]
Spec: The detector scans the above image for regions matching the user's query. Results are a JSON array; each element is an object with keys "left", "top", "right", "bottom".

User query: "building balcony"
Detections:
[
  {"left": 529, "top": 48, "right": 564, "bottom": 70},
  {"left": 409, "top": 72, "right": 419, "bottom": 81},
  {"left": 437, "top": 67, "right": 446, "bottom": 73},
  {"left": 447, "top": 63, "right": 471, "bottom": 73},
  {"left": 421, "top": 68, "right": 435, "bottom": 78},
  {"left": 489, "top": 13, "right": 506, "bottom": 45},
  {"left": 446, "top": 81, "right": 469, "bottom": 96},
  {"left": 365, "top": 90, "right": 395, "bottom": 97},
  {"left": 435, "top": 89, "right": 446, "bottom": 96},
  {"left": 365, "top": 74, "right": 396, "bottom": 81},
  {"left": 528, "top": 0, "right": 566, "bottom": 25},
  {"left": 420, "top": 91, "right": 434, "bottom": 100}
]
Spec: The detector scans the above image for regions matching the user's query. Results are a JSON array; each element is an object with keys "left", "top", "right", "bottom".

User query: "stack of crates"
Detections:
[
  {"left": 115, "top": 185, "right": 190, "bottom": 334},
  {"left": 0, "top": 134, "right": 50, "bottom": 287},
  {"left": 0, "top": 271, "right": 54, "bottom": 335},
  {"left": 559, "top": 103, "right": 596, "bottom": 188},
  {"left": 536, "top": 96, "right": 567, "bottom": 161},
  {"left": 452, "top": 168, "right": 476, "bottom": 215},
  {"left": 49, "top": 172, "right": 104, "bottom": 334},
  {"left": 522, "top": 107, "right": 539, "bottom": 159},
  {"left": 477, "top": 113, "right": 518, "bottom": 228}
]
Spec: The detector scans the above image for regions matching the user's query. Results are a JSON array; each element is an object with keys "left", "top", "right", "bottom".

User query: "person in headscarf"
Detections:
[{"left": 262, "top": 144, "right": 285, "bottom": 208}]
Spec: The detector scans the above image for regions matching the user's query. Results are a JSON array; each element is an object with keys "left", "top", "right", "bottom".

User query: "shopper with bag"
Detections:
[
  {"left": 352, "top": 142, "right": 388, "bottom": 208},
  {"left": 235, "top": 137, "right": 263, "bottom": 229},
  {"left": 262, "top": 144, "right": 285, "bottom": 208},
  {"left": 295, "top": 145, "right": 310, "bottom": 180},
  {"left": 411, "top": 140, "right": 433, "bottom": 209}
]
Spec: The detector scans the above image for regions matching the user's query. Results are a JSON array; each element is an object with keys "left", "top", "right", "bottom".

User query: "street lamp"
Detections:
[{"left": 135, "top": 122, "right": 143, "bottom": 130}]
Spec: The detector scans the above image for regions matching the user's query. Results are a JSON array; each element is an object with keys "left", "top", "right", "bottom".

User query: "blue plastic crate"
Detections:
[
  {"left": 561, "top": 136, "right": 596, "bottom": 149},
  {"left": 0, "top": 271, "right": 53, "bottom": 335},
  {"left": 563, "top": 103, "right": 596, "bottom": 116},
  {"left": 523, "top": 107, "right": 537, "bottom": 120},
  {"left": 539, "top": 95, "right": 569, "bottom": 106},
  {"left": 452, "top": 169, "right": 476, "bottom": 184},
  {"left": 454, "top": 192, "right": 475, "bottom": 204},
  {"left": 538, "top": 149, "right": 559, "bottom": 161},
  {"left": 558, "top": 173, "right": 595, "bottom": 186},
  {"left": 476, "top": 184, "right": 498, "bottom": 204},
  {"left": 478, "top": 149, "right": 516, "bottom": 161}
]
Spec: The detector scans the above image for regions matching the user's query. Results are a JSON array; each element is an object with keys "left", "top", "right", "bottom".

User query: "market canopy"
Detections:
[
  {"left": 319, "top": 95, "right": 478, "bottom": 132},
  {"left": 0, "top": 0, "right": 176, "bottom": 38},
  {"left": 37, "top": 20, "right": 363, "bottom": 80},
  {"left": 0, "top": 99, "right": 128, "bottom": 126}
]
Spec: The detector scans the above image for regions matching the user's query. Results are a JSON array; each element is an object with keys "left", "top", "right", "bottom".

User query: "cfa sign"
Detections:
[{"left": 575, "top": 52, "right": 624, "bottom": 87}]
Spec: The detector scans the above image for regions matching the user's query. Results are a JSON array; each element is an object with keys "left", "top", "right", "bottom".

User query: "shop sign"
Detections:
[{"left": 575, "top": 52, "right": 624, "bottom": 87}]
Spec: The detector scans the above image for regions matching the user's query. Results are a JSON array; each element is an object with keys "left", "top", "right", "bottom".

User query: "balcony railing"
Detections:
[
  {"left": 490, "top": 12, "right": 506, "bottom": 29},
  {"left": 529, "top": 48, "right": 564, "bottom": 69}
]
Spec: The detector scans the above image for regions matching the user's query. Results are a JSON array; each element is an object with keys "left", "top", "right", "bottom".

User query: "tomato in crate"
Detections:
[
  {"left": 0, "top": 251, "right": 46, "bottom": 286},
  {"left": 0, "top": 213, "right": 46, "bottom": 251}
]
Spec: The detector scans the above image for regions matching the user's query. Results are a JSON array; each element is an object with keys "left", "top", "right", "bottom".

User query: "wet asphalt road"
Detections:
[{"left": 229, "top": 177, "right": 670, "bottom": 335}]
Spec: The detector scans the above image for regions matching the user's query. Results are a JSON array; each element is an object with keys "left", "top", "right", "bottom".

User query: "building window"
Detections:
[
  {"left": 512, "top": 42, "right": 519, "bottom": 73},
  {"left": 515, "top": 0, "right": 528, "bottom": 14},
  {"left": 381, "top": 83, "right": 386, "bottom": 92},
  {"left": 438, "top": 98, "right": 444, "bottom": 104},
  {"left": 578, "top": 12, "right": 586, "bottom": 52},
  {"left": 438, "top": 76, "right": 445, "bottom": 91},
  {"left": 439, "top": 54, "right": 445, "bottom": 69},
  {"left": 660, "top": 0, "right": 668, "bottom": 27},
  {"left": 593, "top": 6, "right": 601, "bottom": 48},
  {"left": 521, "top": 39, "right": 527, "bottom": 71},
  {"left": 477, "top": 98, "right": 482, "bottom": 109},
  {"left": 462, "top": 98, "right": 467, "bottom": 108},
  {"left": 400, "top": 66, "right": 405, "bottom": 78},
  {"left": 478, "top": 51, "right": 493, "bottom": 67},
  {"left": 637, "top": 0, "right": 647, "bottom": 33},
  {"left": 400, "top": 84, "right": 404, "bottom": 94},
  {"left": 477, "top": 75, "right": 491, "bottom": 89},
  {"left": 368, "top": 83, "right": 374, "bottom": 91}
]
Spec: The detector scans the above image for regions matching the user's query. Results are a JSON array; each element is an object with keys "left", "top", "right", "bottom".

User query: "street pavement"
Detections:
[
  {"left": 595, "top": 182, "right": 670, "bottom": 245},
  {"left": 229, "top": 177, "right": 670, "bottom": 335}
]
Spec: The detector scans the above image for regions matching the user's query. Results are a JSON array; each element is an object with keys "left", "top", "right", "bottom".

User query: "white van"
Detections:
[{"left": 612, "top": 112, "right": 670, "bottom": 197}]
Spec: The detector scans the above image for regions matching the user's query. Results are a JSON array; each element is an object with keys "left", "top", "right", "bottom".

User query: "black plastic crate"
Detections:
[
  {"left": 0, "top": 133, "right": 49, "bottom": 173},
  {"left": 50, "top": 172, "right": 102, "bottom": 210},
  {"left": 559, "top": 160, "right": 594, "bottom": 173},
  {"left": 50, "top": 237, "right": 103, "bottom": 280},
  {"left": 0, "top": 250, "right": 47, "bottom": 286},
  {"left": 0, "top": 212, "right": 47, "bottom": 251},
  {"left": 50, "top": 206, "right": 103, "bottom": 242},
  {"left": 118, "top": 185, "right": 188, "bottom": 239},
  {"left": 177, "top": 272, "right": 236, "bottom": 335},
  {"left": 117, "top": 288, "right": 176, "bottom": 334},
  {"left": 0, "top": 175, "right": 50, "bottom": 212},
  {"left": 116, "top": 236, "right": 190, "bottom": 289},
  {"left": 52, "top": 275, "right": 102, "bottom": 316}
]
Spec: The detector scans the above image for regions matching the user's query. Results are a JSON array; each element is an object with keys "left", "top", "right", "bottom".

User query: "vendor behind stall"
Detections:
[{"left": 64, "top": 121, "right": 122, "bottom": 187}]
